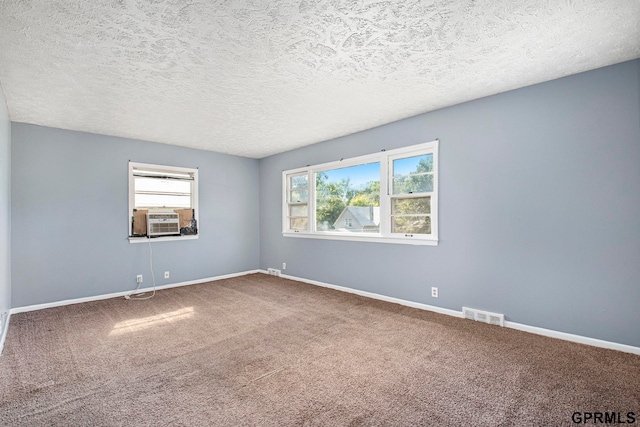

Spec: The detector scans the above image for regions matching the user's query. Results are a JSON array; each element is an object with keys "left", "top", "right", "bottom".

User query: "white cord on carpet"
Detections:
[{"left": 125, "top": 238, "right": 156, "bottom": 301}]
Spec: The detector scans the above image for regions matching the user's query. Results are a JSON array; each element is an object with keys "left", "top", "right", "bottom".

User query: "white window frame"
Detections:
[
  {"left": 128, "top": 162, "right": 199, "bottom": 243},
  {"left": 285, "top": 172, "right": 310, "bottom": 232},
  {"left": 282, "top": 140, "right": 438, "bottom": 246}
]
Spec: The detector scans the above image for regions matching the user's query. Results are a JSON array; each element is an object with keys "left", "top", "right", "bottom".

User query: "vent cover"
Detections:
[
  {"left": 462, "top": 307, "right": 504, "bottom": 327},
  {"left": 267, "top": 268, "right": 281, "bottom": 276}
]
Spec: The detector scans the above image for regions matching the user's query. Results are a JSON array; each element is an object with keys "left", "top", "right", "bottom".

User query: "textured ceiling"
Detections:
[{"left": 0, "top": 1, "right": 639, "bottom": 158}]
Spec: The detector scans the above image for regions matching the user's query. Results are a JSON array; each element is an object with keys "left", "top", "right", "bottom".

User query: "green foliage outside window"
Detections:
[
  {"left": 392, "top": 155, "right": 433, "bottom": 234},
  {"left": 315, "top": 172, "right": 380, "bottom": 230}
]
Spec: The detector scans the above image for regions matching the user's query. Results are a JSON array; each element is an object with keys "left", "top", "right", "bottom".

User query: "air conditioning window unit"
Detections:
[{"left": 147, "top": 213, "right": 180, "bottom": 237}]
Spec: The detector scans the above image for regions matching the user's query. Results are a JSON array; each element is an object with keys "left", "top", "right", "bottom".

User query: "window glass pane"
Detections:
[
  {"left": 289, "top": 204, "right": 307, "bottom": 217},
  {"left": 393, "top": 153, "right": 433, "bottom": 176},
  {"left": 392, "top": 216, "right": 431, "bottom": 234},
  {"left": 135, "top": 194, "right": 191, "bottom": 208},
  {"left": 289, "top": 217, "right": 308, "bottom": 231},
  {"left": 392, "top": 153, "right": 434, "bottom": 194},
  {"left": 315, "top": 162, "right": 380, "bottom": 233},
  {"left": 392, "top": 174, "right": 433, "bottom": 194},
  {"left": 135, "top": 177, "right": 191, "bottom": 194},
  {"left": 290, "top": 190, "right": 308, "bottom": 203},
  {"left": 392, "top": 197, "right": 431, "bottom": 215},
  {"left": 290, "top": 175, "right": 308, "bottom": 189}
]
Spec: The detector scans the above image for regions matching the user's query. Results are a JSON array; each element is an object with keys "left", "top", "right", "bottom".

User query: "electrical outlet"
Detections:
[
  {"left": 164, "top": 271, "right": 170, "bottom": 279},
  {"left": 431, "top": 287, "right": 438, "bottom": 298},
  {"left": 136, "top": 275, "right": 143, "bottom": 284},
  {"left": 282, "top": 262, "right": 286, "bottom": 270}
]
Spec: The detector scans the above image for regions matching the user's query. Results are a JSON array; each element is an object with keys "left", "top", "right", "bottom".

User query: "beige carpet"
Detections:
[{"left": 1, "top": 274, "right": 639, "bottom": 426}]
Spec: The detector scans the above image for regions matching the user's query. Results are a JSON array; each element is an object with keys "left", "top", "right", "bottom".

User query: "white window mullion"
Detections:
[
  {"left": 309, "top": 170, "right": 316, "bottom": 232},
  {"left": 379, "top": 152, "right": 391, "bottom": 236},
  {"left": 128, "top": 162, "right": 136, "bottom": 236},
  {"left": 282, "top": 171, "right": 289, "bottom": 232},
  {"left": 430, "top": 142, "right": 439, "bottom": 242},
  {"left": 190, "top": 175, "right": 198, "bottom": 230}
]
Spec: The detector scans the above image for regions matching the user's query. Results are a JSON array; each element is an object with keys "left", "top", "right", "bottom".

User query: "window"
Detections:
[
  {"left": 390, "top": 152, "right": 434, "bottom": 236},
  {"left": 282, "top": 141, "right": 438, "bottom": 245},
  {"left": 315, "top": 162, "right": 380, "bottom": 233},
  {"left": 286, "top": 173, "right": 309, "bottom": 231},
  {"left": 129, "top": 162, "right": 199, "bottom": 242}
]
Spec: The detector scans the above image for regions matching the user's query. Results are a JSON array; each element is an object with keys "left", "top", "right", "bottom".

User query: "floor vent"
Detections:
[
  {"left": 462, "top": 307, "right": 504, "bottom": 327},
  {"left": 267, "top": 268, "right": 281, "bottom": 276}
]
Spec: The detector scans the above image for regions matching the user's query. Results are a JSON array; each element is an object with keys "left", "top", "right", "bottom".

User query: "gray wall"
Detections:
[
  {"left": 0, "top": 83, "right": 10, "bottom": 318},
  {"left": 259, "top": 59, "right": 640, "bottom": 347},
  {"left": 11, "top": 124, "right": 260, "bottom": 307}
]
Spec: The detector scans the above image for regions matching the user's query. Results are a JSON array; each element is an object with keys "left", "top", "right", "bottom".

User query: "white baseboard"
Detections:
[
  {"left": 8, "top": 269, "right": 640, "bottom": 356},
  {"left": 275, "top": 272, "right": 640, "bottom": 356},
  {"left": 278, "top": 272, "right": 462, "bottom": 318},
  {"left": 10, "top": 270, "right": 261, "bottom": 315},
  {"left": 0, "top": 311, "right": 9, "bottom": 356},
  {"left": 503, "top": 321, "right": 640, "bottom": 355}
]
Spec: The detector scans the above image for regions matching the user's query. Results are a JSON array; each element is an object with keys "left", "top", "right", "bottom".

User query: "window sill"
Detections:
[
  {"left": 129, "top": 235, "right": 199, "bottom": 244},
  {"left": 282, "top": 231, "right": 438, "bottom": 246}
]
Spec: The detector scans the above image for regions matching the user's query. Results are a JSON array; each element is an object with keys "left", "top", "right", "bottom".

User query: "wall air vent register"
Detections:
[{"left": 462, "top": 307, "right": 505, "bottom": 327}]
